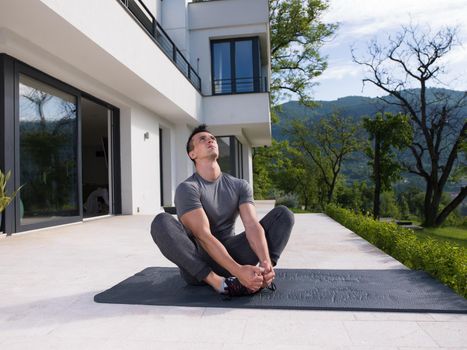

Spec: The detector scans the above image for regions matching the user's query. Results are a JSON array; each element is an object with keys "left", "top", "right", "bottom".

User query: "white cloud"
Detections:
[
  {"left": 312, "top": 0, "right": 467, "bottom": 100},
  {"left": 316, "top": 61, "right": 362, "bottom": 81},
  {"left": 324, "top": 0, "right": 466, "bottom": 26},
  {"left": 324, "top": 0, "right": 467, "bottom": 42},
  {"left": 442, "top": 45, "right": 467, "bottom": 65}
]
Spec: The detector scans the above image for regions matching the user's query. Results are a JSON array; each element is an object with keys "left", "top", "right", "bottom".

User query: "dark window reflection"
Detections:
[
  {"left": 81, "top": 97, "right": 110, "bottom": 218},
  {"left": 19, "top": 75, "right": 79, "bottom": 226},
  {"left": 235, "top": 40, "right": 254, "bottom": 93},
  {"left": 217, "top": 137, "right": 232, "bottom": 174},
  {"left": 212, "top": 42, "right": 232, "bottom": 94},
  {"left": 217, "top": 136, "right": 243, "bottom": 178}
]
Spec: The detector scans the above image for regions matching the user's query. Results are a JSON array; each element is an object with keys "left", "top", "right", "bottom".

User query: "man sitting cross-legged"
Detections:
[{"left": 150, "top": 124, "right": 294, "bottom": 296}]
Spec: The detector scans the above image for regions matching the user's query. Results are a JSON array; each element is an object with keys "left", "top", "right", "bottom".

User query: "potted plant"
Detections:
[{"left": 0, "top": 170, "right": 22, "bottom": 231}]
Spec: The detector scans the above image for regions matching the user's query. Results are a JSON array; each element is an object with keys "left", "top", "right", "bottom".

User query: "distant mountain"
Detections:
[
  {"left": 273, "top": 88, "right": 466, "bottom": 140},
  {"left": 272, "top": 88, "right": 466, "bottom": 188}
]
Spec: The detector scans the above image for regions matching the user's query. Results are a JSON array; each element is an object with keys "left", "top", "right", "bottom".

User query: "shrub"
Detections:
[
  {"left": 325, "top": 204, "right": 467, "bottom": 298},
  {"left": 275, "top": 193, "right": 299, "bottom": 209}
]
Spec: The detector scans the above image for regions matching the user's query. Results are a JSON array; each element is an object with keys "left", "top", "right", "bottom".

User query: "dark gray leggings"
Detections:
[{"left": 150, "top": 205, "right": 294, "bottom": 285}]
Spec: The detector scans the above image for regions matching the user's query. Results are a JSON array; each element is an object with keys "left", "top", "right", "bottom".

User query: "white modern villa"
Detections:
[{"left": 0, "top": 0, "right": 271, "bottom": 234}]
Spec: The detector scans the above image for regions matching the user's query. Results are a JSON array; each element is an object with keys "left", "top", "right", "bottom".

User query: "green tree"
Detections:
[
  {"left": 252, "top": 145, "right": 277, "bottom": 199},
  {"left": 273, "top": 146, "right": 320, "bottom": 210},
  {"left": 363, "top": 112, "right": 412, "bottom": 219},
  {"left": 335, "top": 180, "right": 373, "bottom": 214},
  {"left": 380, "top": 191, "right": 400, "bottom": 218},
  {"left": 397, "top": 186, "right": 425, "bottom": 219},
  {"left": 270, "top": 0, "right": 337, "bottom": 110},
  {"left": 287, "top": 114, "right": 363, "bottom": 208},
  {"left": 253, "top": 140, "right": 321, "bottom": 210},
  {"left": 253, "top": 140, "right": 298, "bottom": 199},
  {"left": 254, "top": 0, "right": 337, "bottom": 204},
  {"left": 353, "top": 24, "right": 466, "bottom": 227}
]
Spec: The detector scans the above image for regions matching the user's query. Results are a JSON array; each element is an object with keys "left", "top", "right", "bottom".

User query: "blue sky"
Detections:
[{"left": 312, "top": 0, "right": 467, "bottom": 101}]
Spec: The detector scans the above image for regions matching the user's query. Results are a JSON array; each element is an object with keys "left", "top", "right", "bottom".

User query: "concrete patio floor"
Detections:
[{"left": 0, "top": 204, "right": 466, "bottom": 349}]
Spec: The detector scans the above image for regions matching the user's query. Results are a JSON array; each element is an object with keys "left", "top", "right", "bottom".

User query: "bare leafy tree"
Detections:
[
  {"left": 23, "top": 90, "right": 52, "bottom": 129},
  {"left": 353, "top": 24, "right": 466, "bottom": 227}
]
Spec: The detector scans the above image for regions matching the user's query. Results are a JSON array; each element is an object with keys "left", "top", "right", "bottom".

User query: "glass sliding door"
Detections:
[{"left": 18, "top": 74, "right": 79, "bottom": 227}]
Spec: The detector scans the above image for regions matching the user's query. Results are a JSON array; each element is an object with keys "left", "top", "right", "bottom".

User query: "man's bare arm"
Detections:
[
  {"left": 179, "top": 208, "right": 263, "bottom": 290},
  {"left": 239, "top": 203, "right": 275, "bottom": 286}
]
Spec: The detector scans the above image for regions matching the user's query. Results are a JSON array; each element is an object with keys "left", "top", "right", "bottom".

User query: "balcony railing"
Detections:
[
  {"left": 118, "top": 0, "right": 202, "bottom": 92},
  {"left": 213, "top": 76, "right": 268, "bottom": 95}
]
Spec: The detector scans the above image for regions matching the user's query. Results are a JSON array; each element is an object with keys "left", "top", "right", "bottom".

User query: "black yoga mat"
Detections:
[{"left": 94, "top": 267, "right": 467, "bottom": 313}]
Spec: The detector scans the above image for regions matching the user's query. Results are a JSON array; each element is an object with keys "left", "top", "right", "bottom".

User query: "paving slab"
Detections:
[{"left": 0, "top": 205, "right": 465, "bottom": 349}]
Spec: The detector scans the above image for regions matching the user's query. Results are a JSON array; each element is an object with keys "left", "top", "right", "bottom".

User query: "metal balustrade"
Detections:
[
  {"left": 212, "top": 76, "right": 268, "bottom": 95},
  {"left": 118, "top": 0, "right": 202, "bottom": 92}
]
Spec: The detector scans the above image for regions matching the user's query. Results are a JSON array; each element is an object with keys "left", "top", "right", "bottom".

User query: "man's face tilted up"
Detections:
[{"left": 188, "top": 131, "right": 219, "bottom": 163}]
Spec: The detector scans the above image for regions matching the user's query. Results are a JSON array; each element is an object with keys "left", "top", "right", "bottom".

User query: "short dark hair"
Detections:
[{"left": 186, "top": 124, "right": 211, "bottom": 161}]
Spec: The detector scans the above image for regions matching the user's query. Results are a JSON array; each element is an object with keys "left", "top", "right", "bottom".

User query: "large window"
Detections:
[
  {"left": 211, "top": 37, "right": 261, "bottom": 95},
  {"left": 0, "top": 55, "right": 122, "bottom": 234},
  {"left": 19, "top": 74, "right": 79, "bottom": 226}
]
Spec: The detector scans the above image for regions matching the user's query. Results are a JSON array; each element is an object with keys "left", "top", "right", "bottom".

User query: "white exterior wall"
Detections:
[
  {"left": 189, "top": 0, "right": 269, "bottom": 30},
  {"left": 161, "top": 0, "right": 190, "bottom": 58},
  {"left": 0, "top": 0, "right": 271, "bottom": 221},
  {"left": 203, "top": 93, "right": 271, "bottom": 146},
  {"left": 0, "top": 0, "right": 202, "bottom": 123},
  {"left": 130, "top": 106, "right": 161, "bottom": 214},
  {"left": 0, "top": 0, "right": 206, "bottom": 215},
  {"left": 0, "top": 27, "right": 182, "bottom": 215}
]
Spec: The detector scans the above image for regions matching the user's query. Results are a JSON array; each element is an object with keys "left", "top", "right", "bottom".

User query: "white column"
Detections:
[
  {"left": 129, "top": 107, "right": 161, "bottom": 214},
  {"left": 174, "top": 123, "right": 195, "bottom": 186},
  {"left": 119, "top": 107, "right": 133, "bottom": 214},
  {"left": 243, "top": 144, "right": 253, "bottom": 185},
  {"left": 160, "top": 126, "right": 174, "bottom": 206}
]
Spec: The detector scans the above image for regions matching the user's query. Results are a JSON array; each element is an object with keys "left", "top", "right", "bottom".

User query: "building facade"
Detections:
[{"left": 0, "top": 0, "right": 271, "bottom": 234}]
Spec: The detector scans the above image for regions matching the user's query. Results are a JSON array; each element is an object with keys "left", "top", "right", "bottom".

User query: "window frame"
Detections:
[{"left": 210, "top": 37, "right": 260, "bottom": 95}]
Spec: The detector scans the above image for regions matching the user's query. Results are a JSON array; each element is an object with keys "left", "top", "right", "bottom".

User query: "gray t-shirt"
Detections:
[{"left": 174, "top": 172, "right": 254, "bottom": 241}]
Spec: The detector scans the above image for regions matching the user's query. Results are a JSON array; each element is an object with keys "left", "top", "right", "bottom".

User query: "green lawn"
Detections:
[{"left": 413, "top": 225, "right": 467, "bottom": 248}]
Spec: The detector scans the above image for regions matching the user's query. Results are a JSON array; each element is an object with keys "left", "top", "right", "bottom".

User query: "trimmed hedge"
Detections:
[{"left": 325, "top": 204, "right": 467, "bottom": 298}]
